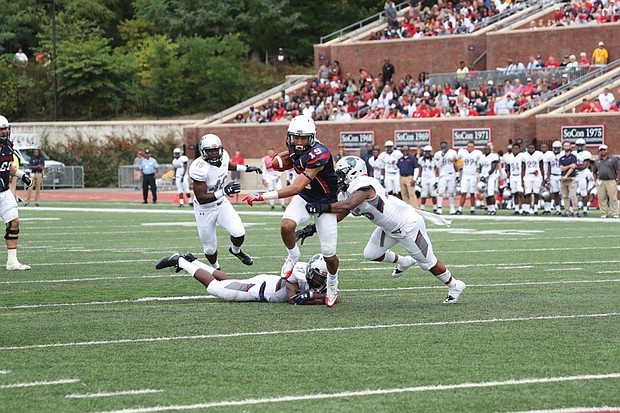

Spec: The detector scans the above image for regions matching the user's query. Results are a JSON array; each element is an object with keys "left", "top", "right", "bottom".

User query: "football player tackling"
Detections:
[{"left": 305, "top": 156, "right": 466, "bottom": 304}]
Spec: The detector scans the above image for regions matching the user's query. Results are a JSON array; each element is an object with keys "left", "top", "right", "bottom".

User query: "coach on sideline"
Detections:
[{"left": 592, "top": 144, "right": 620, "bottom": 219}]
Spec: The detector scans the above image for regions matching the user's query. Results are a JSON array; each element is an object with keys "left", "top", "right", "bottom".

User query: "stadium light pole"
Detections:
[{"left": 42, "top": 0, "right": 58, "bottom": 121}]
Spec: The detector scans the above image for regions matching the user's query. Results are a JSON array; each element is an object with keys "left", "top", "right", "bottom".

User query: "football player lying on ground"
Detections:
[
  {"left": 301, "top": 156, "right": 466, "bottom": 304},
  {"left": 155, "top": 252, "right": 327, "bottom": 305}
]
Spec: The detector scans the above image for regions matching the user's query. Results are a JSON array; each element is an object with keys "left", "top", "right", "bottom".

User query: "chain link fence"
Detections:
[{"left": 17, "top": 166, "right": 84, "bottom": 190}]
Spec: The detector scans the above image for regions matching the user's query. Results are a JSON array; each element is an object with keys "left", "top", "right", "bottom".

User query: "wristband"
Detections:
[
  {"left": 263, "top": 190, "right": 279, "bottom": 200},
  {"left": 214, "top": 189, "right": 225, "bottom": 199},
  {"left": 15, "top": 170, "right": 25, "bottom": 179},
  {"left": 309, "top": 290, "right": 314, "bottom": 299},
  {"left": 236, "top": 164, "right": 247, "bottom": 172}
]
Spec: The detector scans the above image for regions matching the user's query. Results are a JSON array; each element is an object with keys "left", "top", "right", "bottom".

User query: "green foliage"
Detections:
[
  {"left": 0, "top": 0, "right": 46, "bottom": 57},
  {"left": 0, "top": 64, "right": 18, "bottom": 117}
]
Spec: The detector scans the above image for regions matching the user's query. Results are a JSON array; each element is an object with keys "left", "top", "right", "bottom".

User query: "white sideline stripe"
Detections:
[
  {"left": 0, "top": 370, "right": 12, "bottom": 374},
  {"left": 0, "top": 274, "right": 187, "bottom": 285},
  {"left": 91, "top": 374, "right": 620, "bottom": 413},
  {"left": 67, "top": 389, "right": 162, "bottom": 399},
  {"left": 545, "top": 268, "right": 583, "bottom": 272},
  {"left": 4, "top": 279, "right": 620, "bottom": 309},
  {"left": 2, "top": 312, "right": 618, "bottom": 351},
  {"left": 0, "top": 378, "right": 80, "bottom": 389},
  {"left": 599, "top": 270, "right": 620, "bottom": 274},
  {"left": 504, "top": 407, "right": 620, "bottom": 413}
]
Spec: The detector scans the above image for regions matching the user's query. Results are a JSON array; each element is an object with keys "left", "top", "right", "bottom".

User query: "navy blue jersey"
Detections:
[
  {"left": 290, "top": 141, "right": 338, "bottom": 203},
  {"left": 0, "top": 141, "right": 14, "bottom": 191}
]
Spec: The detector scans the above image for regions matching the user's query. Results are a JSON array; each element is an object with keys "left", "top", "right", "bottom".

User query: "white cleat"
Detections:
[
  {"left": 325, "top": 281, "right": 338, "bottom": 307},
  {"left": 280, "top": 255, "right": 299, "bottom": 279},
  {"left": 6, "top": 262, "right": 31, "bottom": 271},
  {"left": 392, "top": 257, "right": 416, "bottom": 278},
  {"left": 443, "top": 280, "right": 466, "bottom": 304}
]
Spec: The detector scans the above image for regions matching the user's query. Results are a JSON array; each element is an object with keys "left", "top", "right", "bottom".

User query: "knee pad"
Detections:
[
  {"left": 363, "top": 246, "right": 382, "bottom": 262},
  {"left": 5, "top": 222, "right": 19, "bottom": 240}
]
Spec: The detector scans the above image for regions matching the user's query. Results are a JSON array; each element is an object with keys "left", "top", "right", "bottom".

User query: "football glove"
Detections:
[
  {"left": 21, "top": 173, "right": 33, "bottom": 188},
  {"left": 291, "top": 290, "right": 312, "bottom": 305},
  {"left": 245, "top": 166, "right": 262, "bottom": 174},
  {"left": 223, "top": 182, "right": 241, "bottom": 196},
  {"left": 242, "top": 193, "right": 264, "bottom": 206},
  {"left": 295, "top": 223, "right": 317, "bottom": 245},
  {"left": 305, "top": 202, "right": 331, "bottom": 215}
]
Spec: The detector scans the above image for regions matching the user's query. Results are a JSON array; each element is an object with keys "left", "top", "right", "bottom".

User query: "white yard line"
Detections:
[
  {"left": 0, "top": 370, "right": 12, "bottom": 374},
  {"left": 0, "top": 378, "right": 80, "bottom": 389},
  {"left": 91, "top": 373, "right": 620, "bottom": 413},
  {"left": 544, "top": 268, "right": 583, "bottom": 272},
  {"left": 1, "top": 312, "right": 618, "bottom": 351},
  {"left": 3, "top": 295, "right": 214, "bottom": 309},
  {"left": 503, "top": 407, "right": 620, "bottom": 413},
  {"left": 67, "top": 389, "right": 162, "bottom": 399}
]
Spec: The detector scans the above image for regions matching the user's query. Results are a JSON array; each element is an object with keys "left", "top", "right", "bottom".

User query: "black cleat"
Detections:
[
  {"left": 455, "top": 210, "right": 462, "bottom": 215},
  {"left": 229, "top": 247, "right": 253, "bottom": 265},
  {"left": 182, "top": 251, "right": 197, "bottom": 263},
  {"left": 156, "top": 252, "right": 181, "bottom": 270}
]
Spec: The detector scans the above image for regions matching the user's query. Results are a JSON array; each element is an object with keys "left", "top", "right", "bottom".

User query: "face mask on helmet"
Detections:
[
  {"left": 0, "top": 116, "right": 10, "bottom": 143},
  {"left": 306, "top": 254, "right": 328, "bottom": 290},
  {"left": 287, "top": 115, "right": 316, "bottom": 155},
  {"left": 199, "top": 134, "right": 224, "bottom": 167},
  {"left": 173, "top": 148, "right": 182, "bottom": 158},
  {"left": 335, "top": 156, "right": 367, "bottom": 192}
]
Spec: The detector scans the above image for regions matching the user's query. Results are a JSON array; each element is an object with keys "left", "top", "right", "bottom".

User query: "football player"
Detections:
[
  {"left": 172, "top": 147, "right": 192, "bottom": 207},
  {"left": 242, "top": 115, "right": 340, "bottom": 307},
  {"left": 434, "top": 141, "right": 458, "bottom": 215},
  {"left": 368, "top": 146, "right": 382, "bottom": 180},
  {"left": 504, "top": 142, "right": 526, "bottom": 215},
  {"left": 574, "top": 138, "right": 592, "bottom": 216},
  {"left": 189, "top": 133, "right": 262, "bottom": 270},
  {"left": 418, "top": 145, "right": 438, "bottom": 212},
  {"left": 545, "top": 141, "right": 564, "bottom": 215},
  {"left": 0, "top": 115, "right": 33, "bottom": 270},
  {"left": 378, "top": 140, "right": 403, "bottom": 197},
  {"left": 261, "top": 148, "right": 286, "bottom": 210},
  {"left": 522, "top": 143, "right": 544, "bottom": 215},
  {"left": 305, "top": 156, "right": 466, "bottom": 304},
  {"left": 456, "top": 140, "right": 482, "bottom": 215},
  {"left": 156, "top": 252, "right": 327, "bottom": 305},
  {"left": 479, "top": 144, "right": 499, "bottom": 215}
]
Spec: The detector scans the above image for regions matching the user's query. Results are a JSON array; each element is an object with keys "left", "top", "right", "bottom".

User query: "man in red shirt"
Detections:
[{"left": 231, "top": 150, "right": 245, "bottom": 182}]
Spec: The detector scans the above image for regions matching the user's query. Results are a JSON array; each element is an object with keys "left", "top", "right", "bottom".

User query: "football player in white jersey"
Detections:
[
  {"left": 434, "top": 141, "right": 458, "bottom": 215},
  {"left": 546, "top": 141, "right": 564, "bottom": 214},
  {"left": 305, "top": 156, "right": 466, "bottom": 304},
  {"left": 156, "top": 252, "right": 327, "bottom": 305},
  {"left": 189, "top": 133, "right": 262, "bottom": 270},
  {"left": 378, "top": 140, "right": 403, "bottom": 196},
  {"left": 172, "top": 147, "right": 192, "bottom": 207},
  {"left": 261, "top": 148, "right": 286, "bottom": 211},
  {"left": 479, "top": 144, "right": 499, "bottom": 215},
  {"left": 456, "top": 140, "right": 483, "bottom": 215},
  {"left": 504, "top": 142, "right": 526, "bottom": 214},
  {"left": 522, "top": 143, "right": 545, "bottom": 215},
  {"left": 573, "top": 138, "right": 592, "bottom": 216},
  {"left": 368, "top": 146, "right": 382, "bottom": 180},
  {"left": 418, "top": 145, "right": 438, "bottom": 212}
]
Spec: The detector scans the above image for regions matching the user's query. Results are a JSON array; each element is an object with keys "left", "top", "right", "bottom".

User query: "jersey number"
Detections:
[
  {"left": 307, "top": 148, "right": 323, "bottom": 159},
  {"left": 0, "top": 161, "right": 12, "bottom": 172}
]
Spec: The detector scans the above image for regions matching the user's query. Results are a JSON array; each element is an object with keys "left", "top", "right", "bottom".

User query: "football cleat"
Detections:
[
  {"left": 280, "top": 255, "right": 299, "bottom": 278},
  {"left": 182, "top": 252, "right": 197, "bottom": 263},
  {"left": 6, "top": 262, "right": 31, "bottom": 271},
  {"left": 325, "top": 281, "right": 338, "bottom": 307},
  {"left": 392, "top": 257, "right": 416, "bottom": 278},
  {"left": 155, "top": 252, "right": 181, "bottom": 270},
  {"left": 443, "top": 280, "right": 466, "bottom": 304},
  {"left": 455, "top": 210, "right": 462, "bottom": 215},
  {"left": 229, "top": 248, "right": 253, "bottom": 266}
]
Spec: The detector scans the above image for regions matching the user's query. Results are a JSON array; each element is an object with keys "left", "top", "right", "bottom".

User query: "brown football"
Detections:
[{"left": 271, "top": 151, "right": 293, "bottom": 171}]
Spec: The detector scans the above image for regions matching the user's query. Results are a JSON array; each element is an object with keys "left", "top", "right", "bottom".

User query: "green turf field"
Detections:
[{"left": 1, "top": 202, "right": 619, "bottom": 413}]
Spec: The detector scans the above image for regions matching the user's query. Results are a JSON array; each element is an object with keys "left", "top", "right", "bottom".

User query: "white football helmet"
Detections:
[
  {"left": 287, "top": 115, "right": 316, "bottom": 154},
  {"left": 199, "top": 134, "right": 224, "bottom": 166},
  {"left": 477, "top": 181, "right": 488, "bottom": 193},
  {"left": 0, "top": 115, "right": 10, "bottom": 143},
  {"left": 335, "top": 156, "right": 367, "bottom": 191},
  {"left": 306, "top": 254, "right": 328, "bottom": 290},
  {"left": 575, "top": 138, "right": 586, "bottom": 146},
  {"left": 540, "top": 187, "right": 551, "bottom": 201},
  {"left": 173, "top": 147, "right": 182, "bottom": 158},
  {"left": 552, "top": 140, "right": 562, "bottom": 153},
  {"left": 503, "top": 188, "right": 513, "bottom": 200}
]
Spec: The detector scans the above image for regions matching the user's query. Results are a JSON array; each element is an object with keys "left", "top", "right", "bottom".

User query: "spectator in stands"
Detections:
[
  {"left": 382, "top": 58, "right": 396, "bottom": 83},
  {"left": 276, "top": 47, "right": 286, "bottom": 73},
  {"left": 505, "top": 58, "right": 518, "bottom": 75},
  {"left": 456, "top": 61, "right": 469, "bottom": 81},
  {"left": 559, "top": 54, "right": 570, "bottom": 68},
  {"left": 521, "top": 78, "right": 534, "bottom": 97},
  {"left": 233, "top": 113, "right": 244, "bottom": 123},
  {"left": 486, "top": 80, "right": 497, "bottom": 97},
  {"left": 592, "top": 41, "right": 609, "bottom": 65},
  {"left": 527, "top": 55, "right": 541, "bottom": 74},
  {"left": 317, "top": 59, "right": 330, "bottom": 84},
  {"left": 385, "top": 0, "right": 400, "bottom": 30},
  {"left": 578, "top": 52, "right": 590, "bottom": 66},
  {"left": 566, "top": 55, "right": 579, "bottom": 70},
  {"left": 545, "top": 55, "right": 560, "bottom": 70},
  {"left": 549, "top": 74, "right": 560, "bottom": 91},
  {"left": 598, "top": 88, "right": 615, "bottom": 111}
]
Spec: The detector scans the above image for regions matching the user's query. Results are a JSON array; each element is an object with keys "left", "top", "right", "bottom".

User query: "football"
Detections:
[{"left": 271, "top": 151, "right": 293, "bottom": 171}]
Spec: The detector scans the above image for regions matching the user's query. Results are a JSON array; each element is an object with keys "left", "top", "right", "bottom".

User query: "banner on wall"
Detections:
[
  {"left": 452, "top": 128, "right": 491, "bottom": 148},
  {"left": 340, "top": 131, "right": 375, "bottom": 149},
  {"left": 560, "top": 125, "right": 604, "bottom": 145},
  {"left": 394, "top": 129, "right": 431, "bottom": 147}
]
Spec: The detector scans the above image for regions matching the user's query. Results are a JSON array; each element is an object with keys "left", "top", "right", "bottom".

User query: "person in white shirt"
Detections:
[
  {"left": 261, "top": 148, "right": 287, "bottom": 211},
  {"left": 368, "top": 147, "right": 383, "bottom": 180},
  {"left": 172, "top": 148, "right": 192, "bottom": 207},
  {"left": 433, "top": 141, "right": 458, "bottom": 215},
  {"left": 573, "top": 138, "right": 593, "bottom": 216},
  {"left": 522, "top": 143, "right": 545, "bottom": 215},
  {"left": 418, "top": 145, "right": 438, "bottom": 212},
  {"left": 544, "top": 141, "right": 564, "bottom": 215},
  {"left": 456, "top": 140, "right": 483, "bottom": 214},
  {"left": 15, "top": 48, "right": 28, "bottom": 64},
  {"left": 504, "top": 142, "right": 526, "bottom": 214},
  {"left": 479, "top": 144, "right": 500, "bottom": 215},
  {"left": 378, "top": 140, "right": 403, "bottom": 196},
  {"left": 597, "top": 88, "right": 615, "bottom": 111}
]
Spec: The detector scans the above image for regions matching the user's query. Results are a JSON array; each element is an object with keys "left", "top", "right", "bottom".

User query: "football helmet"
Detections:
[
  {"left": 575, "top": 138, "right": 586, "bottom": 146},
  {"left": 0, "top": 115, "right": 10, "bottom": 143},
  {"left": 477, "top": 181, "right": 488, "bottom": 193},
  {"left": 503, "top": 188, "right": 512, "bottom": 200},
  {"left": 306, "top": 254, "right": 328, "bottom": 290},
  {"left": 335, "top": 156, "right": 367, "bottom": 191},
  {"left": 384, "top": 140, "right": 394, "bottom": 153},
  {"left": 287, "top": 115, "right": 316, "bottom": 155},
  {"left": 199, "top": 134, "right": 224, "bottom": 166},
  {"left": 552, "top": 140, "right": 562, "bottom": 154},
  {"left": 173, "top": 147, "right": 182, "bottom": 158},
  {"left": 423, "top": 145, "right": 433, "bottom": 158},
  {"left": 540, "top": 187, "right": 551, "bottom": 201}
]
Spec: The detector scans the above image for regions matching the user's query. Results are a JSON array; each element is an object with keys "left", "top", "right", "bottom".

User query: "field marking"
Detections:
[
  {"left": 91, "top": 373, "right": 620, "bottom": 413},
  {"left": 3, "top": 295, "right": 213, "bottom": 309},
  {"left": 67, "top": 389, "right": 163, "bottom": 399},
  {"left": 0, "top": 370, "right": 12, "bottom": 374},
  {"left": 0, "top": 378, "right": 80, "bottom": 389},
  {"left": 545, "top": 268, "right": 583, "bottom": 272},
  {"left": 504, "top": 408, "right": 620, "bottom": 413},
  {"left": 2, "top": 312, "right": 618, "bottom": 351}
]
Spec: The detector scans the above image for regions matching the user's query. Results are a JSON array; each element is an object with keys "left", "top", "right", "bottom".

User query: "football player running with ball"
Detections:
[
  {"left": 242, "top": 115, "right": 341, "bottom": 307},
  {"left": 189, "top": 133, "right": 262, "bottom": 270},
  {"left": 305, "top": 156, "right": 466, "bottom": 304}
]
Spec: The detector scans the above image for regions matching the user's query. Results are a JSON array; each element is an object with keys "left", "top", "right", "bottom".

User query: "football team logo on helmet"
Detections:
[
  {"left": 335, "top": 156, "right": 367, "bottom": 192},
  {"left": 477, "top": 181, "right": 488, "bottom": 193},
  {"left": 287, "top": 115, "right": 316, "bottom": 155},
  {"left": 306, "top": 254, "right": 328, "bottom": 290},
  {"left": 199, "top": 134, "right": 224, "bottom": 166}
]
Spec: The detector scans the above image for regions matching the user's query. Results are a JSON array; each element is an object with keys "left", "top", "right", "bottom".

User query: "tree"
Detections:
[{"left": 0, "top": 0, "right": 46, "bottom": 61}]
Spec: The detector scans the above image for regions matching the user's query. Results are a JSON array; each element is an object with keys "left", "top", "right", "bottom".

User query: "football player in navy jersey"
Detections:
[
  {"left": 0, "top": 115, "right": 33, "bottom": 270},
  {"left": 243, "top": 115, "right": 341, "bottom": 306}
]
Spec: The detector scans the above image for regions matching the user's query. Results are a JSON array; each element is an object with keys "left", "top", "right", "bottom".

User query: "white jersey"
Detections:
[
  {"left": 368, "top": 156, "right": 383, "bottom": 178},
  {"left": 338, "top": 175, "right": 415, "bottom": 235},
  {"left": 189, "top": 150, "right": 230, "bottom": 209},
  {"left": 434, "top": 149, "right": 457, "bottom": 176},
  {"left": 504, "top": 152, "right": 525, "bottom": 178},
  {"left": 574, "top": 150, "right": 592, "bottom": 176},
  {"left": 523, "top": 150, "right": 544, "bottom": 174},
  {"left": 457, "top": 149, "right": 482, "bottom": 176},
  {"left": 479, "top": 152, "right": 499, "bottom": 177},
  {"left": 172, "top": 155, "right": 189, "bottom": 178},
  {"left": 419, "top": 157, "right": 437, "bottom": 181},
  {"left": 378, "top": 150, "right": 403, "bottom": 174}
]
